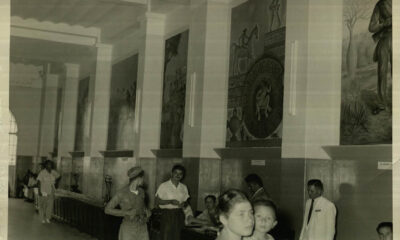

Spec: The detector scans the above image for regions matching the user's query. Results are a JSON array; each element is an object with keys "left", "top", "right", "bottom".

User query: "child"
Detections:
[
  {"left": 216, "top": 189, "right": 254, "bottom": 240},
  {"left": 376, "top": 222, "right": 392, "bottom": 240},
  {"left": 245, "top": 199, "right": 278, "bottom": 240}
]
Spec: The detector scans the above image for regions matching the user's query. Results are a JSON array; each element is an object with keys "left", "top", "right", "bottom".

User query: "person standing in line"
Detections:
[
  {"left": 245, "top": 174, "right": 272, "bottom": 202},
  {"left": 376, "top": 222, "right": 393, "bottom": 240},
  {"left": 37, "top": 160, "right": 60, "bottom": 223},
  {"left": 105, "top": 166, "right": 150, "bottom": 240},
  {"left": 299, "top": 179, "right": 336, "bottom": 240},
  {"left": 155, "top": 164, "right": 190, "bottom": 240}
]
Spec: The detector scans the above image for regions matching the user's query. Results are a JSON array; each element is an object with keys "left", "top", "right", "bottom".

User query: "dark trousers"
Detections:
[{"left": 160, "top": 208, "right": 184, "bottom": 240}]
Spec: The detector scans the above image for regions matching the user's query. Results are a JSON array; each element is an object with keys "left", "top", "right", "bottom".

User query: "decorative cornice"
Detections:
[
  {"left": 214, "top": 147, "right": 281, "bottom": 159},
  {"left": 322, "top": 145, "right": 392, "bottom": 160},
  {"left": 11, "top": 16, "right": 101, "bottom": 46},
  {"left": 151, "top": 149, "right": 183, "bottom": 158}
]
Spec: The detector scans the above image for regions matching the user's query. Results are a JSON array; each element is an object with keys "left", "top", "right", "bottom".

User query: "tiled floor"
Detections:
[{"left": 8, "top": 198, "right": 97, "bottom": 240}]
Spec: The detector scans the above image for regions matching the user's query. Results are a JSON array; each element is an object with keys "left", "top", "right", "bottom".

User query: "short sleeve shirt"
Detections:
[
  {"left": 155, "top": 179, "right": 189, "bottom": 209},
  {"left": 37, "top": 169, "right": 60, "bottom": 195}
]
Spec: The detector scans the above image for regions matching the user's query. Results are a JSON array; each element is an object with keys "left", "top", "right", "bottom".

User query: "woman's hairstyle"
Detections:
[
  {"left": 129, "top": 171, "right": 144, "bottom": 184},
  {"left": 217, "top": 189, "right": 249, "bottom": 217},
  {"left": 252, "top": 199, "right": 277, "bottom": 219},
  {"left": 172, "top": 164, "right": 186, "bottom": 175}
]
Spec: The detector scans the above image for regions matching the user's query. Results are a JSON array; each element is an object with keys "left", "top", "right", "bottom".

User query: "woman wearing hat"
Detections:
[{"left": 105, "top": 166, "right": 150, "bottom": 240}]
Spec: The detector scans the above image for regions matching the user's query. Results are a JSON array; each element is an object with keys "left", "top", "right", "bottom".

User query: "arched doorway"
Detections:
[{"left": 8, "top": 110, "right": 18, "bottom": 197}]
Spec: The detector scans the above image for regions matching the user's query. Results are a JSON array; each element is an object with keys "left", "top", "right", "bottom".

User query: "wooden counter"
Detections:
[
  {"left": 52, "top": 191, "right": 122, "bottom": 240},
  {"left": 181, "top": 227, "right": 217, "bottom": 240}
]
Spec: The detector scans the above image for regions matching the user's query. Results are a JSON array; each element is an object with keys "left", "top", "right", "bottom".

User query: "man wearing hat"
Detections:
[{"left": 105, "top": 166, "right": 150, "bottom": 240}]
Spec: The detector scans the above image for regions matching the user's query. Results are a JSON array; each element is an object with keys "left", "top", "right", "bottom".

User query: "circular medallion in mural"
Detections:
[{"left": 243, "top": 57, "right": 283, "bottom": 139}]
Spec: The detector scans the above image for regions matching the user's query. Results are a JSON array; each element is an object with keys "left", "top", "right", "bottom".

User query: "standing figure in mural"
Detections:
[
  {"left": 268, "top": 0, "right": 282, "bottom": 32},
  {"left": 255, "top": 80, "right": 273, "bottom": 120},
  {"left": 368, "top": 0, "right": 392, "bottom": 109},
  {"left": 37, "top": 160, "right": 60, "bottom": 224},
  {"left": 105, "top": 167, "right": 150, "bottom": 240},
  {"left": 228, "top": 108, "right": 244, "bottom": 142},
  {"left": 232, "top": 25, "right": 259, "bottom": 75}
]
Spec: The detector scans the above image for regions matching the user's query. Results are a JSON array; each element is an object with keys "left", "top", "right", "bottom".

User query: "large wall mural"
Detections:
[
  {"left": 227, "top": 0, "right": 286, "bottom": 147},
  {"left": 107, "top": 54, "right": 138, "bottom": 150},
  {"left": 74, "top": 77, "right": 90, "bottom": 151},
  {"left": 160, "top": 30, "right": 189, "bottom": 149},
  {"left": 340, "top": 0, "right": 392, "bottom": 145}
]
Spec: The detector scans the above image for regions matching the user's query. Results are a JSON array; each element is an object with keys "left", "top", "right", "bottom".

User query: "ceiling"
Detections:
[
  {"left": 11, "top": 0, "right": 190, "bottom": 43},
  {"left": 10, "top": 0, "right": 190, "bottom": 72}
]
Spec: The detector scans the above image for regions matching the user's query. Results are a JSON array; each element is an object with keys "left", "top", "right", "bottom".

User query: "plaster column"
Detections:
[
  {"left": 57, "top": 63, "right": 80, "bottom": 189},
  {"left": 0, "top": 1, "right": 10, "bottom": 237},
  {"left": 281, "top": 0, "right": 342, "bottom": 159},
  {"left": 82, "top": 43, "right": 113, "bottom": 199},
  {"left": 135, "top": 12, "right": 166, "bottom": 208},
  {"left": 39, "top": 74, "right": 59, "bottom": 158},
  {"left": 182, "top": 0, "right": 233, "bottom": 210},
  {"left": 280, "top": 1, "right": 342, "bottom": 238}
]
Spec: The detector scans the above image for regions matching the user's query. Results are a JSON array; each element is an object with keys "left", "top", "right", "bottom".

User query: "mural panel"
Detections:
[
  {"left": 160, "top": 31, "right": 189, "bottom": 149},
  {"left": 340, "top": 0, "right": 392, "bottom": 144},
  {"left": 227, "top": 0, "right": 286, "bottom": 147},
  {"left": 74, "top": 77, "right": 90, "bottom": 151},
  {"left": 107, "top": 54, "right": 138, "bottom": 150}
]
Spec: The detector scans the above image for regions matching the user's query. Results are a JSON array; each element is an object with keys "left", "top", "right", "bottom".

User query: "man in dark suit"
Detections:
[{"left": 245, "top": 173, "right": 271, "bottom": 202}]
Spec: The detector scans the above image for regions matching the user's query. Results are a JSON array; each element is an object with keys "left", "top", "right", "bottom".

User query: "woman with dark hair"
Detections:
[
  {"left": 216, "top": 189, "right": 254, "bottom": 240},
  {"left": 37, "top": 160, "right": 60, "bottom": 223},
  {"left": 155, "top": 164, "right": 190, "bottom": 240},
  {"left": 105, "top": 166, "right": 150, "bottom": 240}
]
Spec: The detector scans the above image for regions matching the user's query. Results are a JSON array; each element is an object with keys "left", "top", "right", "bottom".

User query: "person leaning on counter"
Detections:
[{"left": 155, "top": 164, "right": 190, "bottom": 240}]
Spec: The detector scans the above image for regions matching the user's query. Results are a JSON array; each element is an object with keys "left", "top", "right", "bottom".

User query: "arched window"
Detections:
[{"left": 9, "top": 111, "right": 17, "bottom": 166}]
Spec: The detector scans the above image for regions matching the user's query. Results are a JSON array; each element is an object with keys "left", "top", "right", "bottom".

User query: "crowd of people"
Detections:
[
  {"left": 104, "top": 164, "right": 392, "bottom": 240},
  {"left": 19, "top": 161, "right": 392, "bottom": 240},
  {"left": 16, "top": 160, "right": 61, "bottom": 224}
]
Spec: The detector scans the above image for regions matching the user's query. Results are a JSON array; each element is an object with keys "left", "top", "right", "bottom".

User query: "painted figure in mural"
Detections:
[
  {"left": 255, "top": 80, "right": 272, "bottom": 121},
  {"left": 105, "top": 167, "right": 150, "bottom": 240},
  {"left": 116, "top": 104, "right": 135, "bottom": 149},
  {"left": 228, "top": 108, "right": 244, "bottom": 142},
  {"left": 268, "top": 0, "right": 281, "bottom": 32},
  {"left": 232, "top": 25, "right": 259, "bottom": 75},
  {"left": 368, "top": 0, "right": 392, "bottom": 109}
]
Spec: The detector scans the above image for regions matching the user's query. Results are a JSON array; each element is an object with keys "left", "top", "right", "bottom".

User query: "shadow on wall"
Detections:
[
  {"left": 334, "top": 171, "right": 392, "bottom": 240},
  {"left": 335, "top": 183, "right": 359, "bottom": 240}
]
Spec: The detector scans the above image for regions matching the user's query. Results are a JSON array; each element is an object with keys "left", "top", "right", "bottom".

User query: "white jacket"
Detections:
[{"left": 299, "top": 196, "right": 336, "bottom": 240}]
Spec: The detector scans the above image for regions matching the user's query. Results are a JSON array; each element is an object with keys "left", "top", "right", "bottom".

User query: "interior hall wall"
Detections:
[
  {"left": 103, "top": 157, "right": 137, "bottom": 198},
  {"left": 279, "top": 158, "right": 306, "bottom": 240},
  {"left": 304, "top": 157, "right": 392, "bottom": 240},
  {"left": 10, "top": 86, "right": 42, "bottom": 157}
]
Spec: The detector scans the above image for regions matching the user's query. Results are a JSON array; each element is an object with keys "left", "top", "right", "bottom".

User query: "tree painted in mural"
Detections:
[{"left": 340, "top": 0, "right": 392, "bottom": 145}]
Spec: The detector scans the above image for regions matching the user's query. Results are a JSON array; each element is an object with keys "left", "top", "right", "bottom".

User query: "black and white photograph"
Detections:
[{"left": 0, "top": 0, "right": 399, "bottom": 240}]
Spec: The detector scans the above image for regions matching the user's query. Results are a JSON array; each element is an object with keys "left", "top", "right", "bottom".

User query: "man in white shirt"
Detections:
[
  {"left": 155, "top": 164, "right": 190, "bottom": 240},
  {"left": 299, "top": 179, "right": 336, "bottom": 240},
  {"left": 37, "top": 160, "right": 60, "bottom": 223}
]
